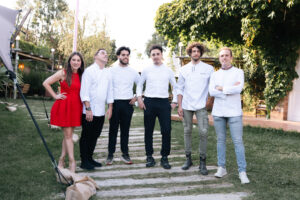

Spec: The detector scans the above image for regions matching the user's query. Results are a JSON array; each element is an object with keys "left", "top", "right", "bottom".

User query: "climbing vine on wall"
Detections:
[{"left": 155, "top": 0, "right": 300, "bottom": 116}]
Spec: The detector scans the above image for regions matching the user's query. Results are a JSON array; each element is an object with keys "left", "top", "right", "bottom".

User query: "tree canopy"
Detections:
[
  {"left": 144, "top": 32, "right": 168, "bottom": 57},
  {"left": 155, "top": 0, "right": 300, "bottom": 114},
  {"left": 16, "top": 0, "right": 117, "bottom": 69}
]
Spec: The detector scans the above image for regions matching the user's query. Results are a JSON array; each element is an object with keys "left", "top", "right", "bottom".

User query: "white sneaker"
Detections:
[
  {"left": 214, "top": 167, "right": 227, "bottom": 178},
  {"left": 239, "top": 172, "right": 250, "bottom": 184}
]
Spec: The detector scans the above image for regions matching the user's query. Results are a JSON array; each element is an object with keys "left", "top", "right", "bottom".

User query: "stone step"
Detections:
[
  {"left": 101, "top": 130, "right": 161, "bottom": 135},
  {"left": 99, "top": 135, "right": 162, "bottom": 140},
  {"left": 96, "top": 174, "right": 218, "bottom": 187},
  {"left": 76, "top": 154, "right": 187, "bottom": 168},
  {"left": 96, "top": 143, "right": 164, "bottom": 148},
  {"left": 131, "top": 192, "right": 248, "bottom": 200},
  {"left": 132, "top": 112, "right": 144, "bottom": 116},
  {"left": 104, "top": 154, "right": 185, "bottom": 162},
  {"left": 79, "top": 165, "right": 217, "bottom": 178},
  {"left": 96, "top": 184, "right": 235, "bottom": 198},
  {"left": 94, "top": 147, "right": 183, "bottom": 154},
  {"left": 76, "top": 162, "right": 184, "bottom": 172},
  {"left": 97, "top": 138, "right": 179, "bottom": 144}
]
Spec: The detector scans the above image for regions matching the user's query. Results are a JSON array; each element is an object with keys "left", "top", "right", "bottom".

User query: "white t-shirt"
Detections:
[
  {"left": 110, "top": 64, "right": 140, "bottom": 100},
  {"left": 137, "top": 63, "right": 177, "bottom": 102}
]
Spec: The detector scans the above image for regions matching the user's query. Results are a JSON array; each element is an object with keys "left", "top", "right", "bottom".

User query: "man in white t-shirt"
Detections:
[
  {"left": 177, "top": 42, "right": 214, "bottom": 175},
  {"left": 209, "top": 47, "right": 250, "bottom": 184},
  {"left": 106, "top": 46, "right": 140, "bottom": 165},
  {"left": 137, "top": 45, "right": 177, "bottom": 169}
]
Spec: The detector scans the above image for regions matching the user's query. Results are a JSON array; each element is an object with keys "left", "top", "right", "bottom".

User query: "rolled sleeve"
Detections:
[
  {"left": 176, "top": 72, "right": 185, "bottom": 96},
  {"left": 169, "top": 70, "right": 177, "bottom": 103},
  {"left": 106, "top": 72, "right": 114, "bottom": 104},
  {"left": 136, "top": 71, "right": 146, "bottom": 97},
  {"left": 80, "top": 71, "right": 91, "bottom": 102}
]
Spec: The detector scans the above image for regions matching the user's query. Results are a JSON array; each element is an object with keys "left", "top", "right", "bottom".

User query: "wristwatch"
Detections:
[{"left": 85, "top": 107, "right": 91, "bottom": 111}]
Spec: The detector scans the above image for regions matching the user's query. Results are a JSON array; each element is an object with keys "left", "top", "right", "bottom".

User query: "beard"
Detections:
[
  {"left": 191, "top": 56, "right": 200, "bottom": 62},
  {"left": 119, "top": 59, "right": 129, "bottom": 66}
]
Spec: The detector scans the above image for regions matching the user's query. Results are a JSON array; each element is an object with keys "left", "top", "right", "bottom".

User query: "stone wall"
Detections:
[{"left": 270, "top": 96, "right": 289, "bottom": 120}]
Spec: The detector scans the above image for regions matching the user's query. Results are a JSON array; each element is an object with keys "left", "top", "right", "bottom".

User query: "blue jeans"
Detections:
[{"left": 213, "top": 116, "right": 247, "bottom": 172}]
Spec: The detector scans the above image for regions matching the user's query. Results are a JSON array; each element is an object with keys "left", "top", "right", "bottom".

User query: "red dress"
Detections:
[{"left": 50, "top": 73, "right": 82, "bottom": 127}]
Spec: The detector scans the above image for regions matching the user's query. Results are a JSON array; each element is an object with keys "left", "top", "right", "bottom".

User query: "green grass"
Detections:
[
  {"left": 1, "top": 98, "right": 300, "bottom": 199},
  {"left": 0, "top": 98, "right": 72, "bottom": 200},
  {"left": 171, "top": 119, "right": 300, "bottom": 200}
]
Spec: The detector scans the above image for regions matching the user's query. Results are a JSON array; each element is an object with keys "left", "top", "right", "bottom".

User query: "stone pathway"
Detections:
[
  {"left": 25, "top": 108, "right": 250, "bottom": 200},
  {"left": 73, "top": 125, "right": 249, "bottom": 200}
]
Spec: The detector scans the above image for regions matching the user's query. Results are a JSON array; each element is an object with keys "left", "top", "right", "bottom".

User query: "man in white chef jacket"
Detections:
[
  {"left": 79, "top": 48, "right": 113, "bottom": 170},
  {"left": 177, "top": 42, "right": 214, "bottom": 175},
  {"left": 209, "top": 47, "right": 250, "bottom": 184}
]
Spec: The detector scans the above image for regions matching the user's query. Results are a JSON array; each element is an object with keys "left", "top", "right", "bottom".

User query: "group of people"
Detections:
[{"left": 43, "top": 42, "right": 250, "bottom": 184}]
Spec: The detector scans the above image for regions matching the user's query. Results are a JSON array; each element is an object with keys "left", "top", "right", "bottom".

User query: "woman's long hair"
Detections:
[{"left": 65, "top": 52, "right": 85, "bottom": 86}]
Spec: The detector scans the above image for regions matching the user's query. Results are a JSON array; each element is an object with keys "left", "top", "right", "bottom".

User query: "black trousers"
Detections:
[
  {"left": 144, "top": 97, "right": 171, "bottom": 157},
  {"left": 108, "top": 100, "right": 134, "bottom": 156},
  {"left": 80, "top": 114, "right": 104, "bottom": 162}
]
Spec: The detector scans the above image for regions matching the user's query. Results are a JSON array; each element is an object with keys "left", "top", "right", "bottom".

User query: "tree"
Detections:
[
  {"left": 155, "top": 0, "right": 300, "bottom": 116},
  {"left": 16, "top": 0, "right": 68, "bottom": 49},
  {"left": 56, "top": 13, "right": 117, "bottom": 66},
  {"left": 145, "top": 32, "right": 168, "bottom": 57},
  {"left": 16, "top": 0, "right": 117, "bottom": 68}
]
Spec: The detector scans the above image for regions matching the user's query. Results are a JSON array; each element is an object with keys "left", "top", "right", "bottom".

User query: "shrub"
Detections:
[{"left": 22, "top": 71, "right": 58, "bottom": 96}]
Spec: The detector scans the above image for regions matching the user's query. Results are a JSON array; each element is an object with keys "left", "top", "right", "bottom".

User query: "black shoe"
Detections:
[
  {"left": 199, "top": 157, "right": 208, "bottom": 175},
  {"left": 80, "top": 161, "right": 95, "bottom": 170},
  {"left": 182, "top": 153, "right": 193, "bottom": 170},
  {"left": 89, "top": 159, "right": 102, "bottom": 167},
  {"left": 160, "top": 156, "right": 171, "bottom": 169},
  {"left": 146, "top": 156, "right": 156, "bottom": 167}
]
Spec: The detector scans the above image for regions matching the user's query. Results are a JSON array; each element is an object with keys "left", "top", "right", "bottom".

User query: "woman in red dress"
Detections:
[{"left": 43, "top": 52, "right": 84, "bottom": 172}]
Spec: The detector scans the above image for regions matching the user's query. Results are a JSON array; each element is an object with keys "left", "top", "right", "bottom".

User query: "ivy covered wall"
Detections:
[{"left": 155, "top": 0, "right": 300, "bottom": 117}]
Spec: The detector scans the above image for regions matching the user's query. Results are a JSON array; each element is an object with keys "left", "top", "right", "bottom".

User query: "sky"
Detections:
[{"left": 0, "top": 0, "right": 172, "bottom": 55}]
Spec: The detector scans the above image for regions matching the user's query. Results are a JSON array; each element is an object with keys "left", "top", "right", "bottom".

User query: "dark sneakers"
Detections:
[
  {"left": 146, "top": 156, "right": 156, "bottom": 167},
  {"left": 80, "top": 160, "right": 95, "bottom": 170},
  {"left": 121, "top": 154, "right": 133, "bottom": 164},
  {"left": 160, "top": 156, "right": 171, "bottom": 169},
  {"left": 89, "top": 159, "right": 102, "bottom": 167}
]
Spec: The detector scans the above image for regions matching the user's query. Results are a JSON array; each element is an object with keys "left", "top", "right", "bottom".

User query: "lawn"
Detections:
[{"left": 0, "top": 98, "right": 299, "bottom": 199}]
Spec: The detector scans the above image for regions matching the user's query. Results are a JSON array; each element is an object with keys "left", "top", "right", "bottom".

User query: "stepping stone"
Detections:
[
  {"left": 96, "top": 174, "right": 219, "bottom": 187},
  {"left": 75, "top": 161, "right": 184, "bottom": 172},
  {"left": 99, "top": 135, "right": 162, "bottom": 140},
  {"left": 79, "top": 165, "right": 217, "bottom": 178},
  {"left": 100, "top": 130, "right": 164, "bottom": 136},
  {"left": 96, "top": 184, "right": 235, "bottom": 198},
  {"left": 97, "top": 138, "right": 178, "bottom": 144},
  {"left": 96, "top": 143, "right": 161, "bottom": 148},
  {"left": 94, "top": 147, "right": 183, "bottom": 153},
  {"left": 132, "top": 192, "right": 248, "bottom": 200}
]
